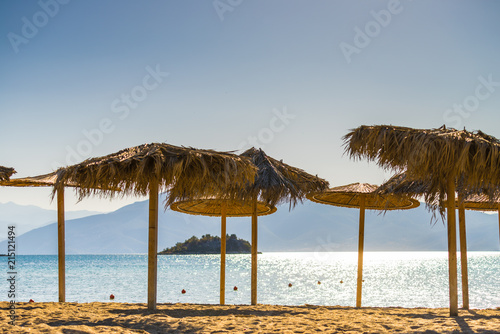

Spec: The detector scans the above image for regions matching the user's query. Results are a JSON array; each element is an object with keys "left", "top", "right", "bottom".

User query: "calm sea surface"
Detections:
[{"left": 4, "top": 252, "right": 499, "bottom": 309}]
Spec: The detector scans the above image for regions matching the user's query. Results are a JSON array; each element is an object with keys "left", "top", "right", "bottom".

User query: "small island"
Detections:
[{"left": 158, "top": 234, "right": 252, "bottom": 255}]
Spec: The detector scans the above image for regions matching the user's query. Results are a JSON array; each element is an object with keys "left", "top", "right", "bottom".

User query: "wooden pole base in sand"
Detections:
[
  {"left": 251, "top": 198, "right": 258, "bottom": 305},
  {"left": 147, "top": 181, "right": 159, "bottom": 310},
  {"left": 356, "top": 194, "right": 365, "bottom": 308},
  {"left": 446, "top": 178, "right": 458, "bottom": 316},
  {"left": 220, "top": 202, "right": 227, "bottom": 305},
  {"left": 458, "top": 198, "right": 469, "bottom": 310},
  {"left": 57, "top": 187, "right": 65, "bottom": 303}
]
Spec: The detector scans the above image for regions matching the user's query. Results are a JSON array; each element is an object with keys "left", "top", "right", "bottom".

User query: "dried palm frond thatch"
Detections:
[
  {"left": 0, "top": 172, "right": 63, "bottom": 187},
  {"left": 54, "top": 143, "right": 258, "bottom": 201},
  {"left": 343, "top": 125, "right": 500, "bottom": 216},
  {"left": 308, "top": 182, "right": 419, "bottom": 210},
  {"left": 0, "top": 166, "right": 15, "bottom": 182},
  {"left": 240, "top": 147, "right": 329, "bottom": 208},
  {"left": 378, "top": 172, "right": 500, "bottom": 213},
  {"left": 170, "top": 198, "right": 277, "bottom": 217},
  {"left": 0, "top": 172, "right": 122, "bottom": 192}
]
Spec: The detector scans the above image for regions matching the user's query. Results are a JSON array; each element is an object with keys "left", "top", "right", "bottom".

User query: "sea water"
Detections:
[{"left": 3, "top": 252, "right": 499, "bottom": 309}]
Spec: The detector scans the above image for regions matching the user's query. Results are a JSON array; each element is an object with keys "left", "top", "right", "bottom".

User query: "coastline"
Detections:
[{"left": 1, "top": 301, "right": 499, "bottom": 333}]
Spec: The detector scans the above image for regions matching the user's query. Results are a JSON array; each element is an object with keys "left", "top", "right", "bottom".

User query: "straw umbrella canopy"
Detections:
[
  {"left": 378, "top": 172, "right": 500, "bottom": 310},
  {"left": 0, "top": 166, "right": 15, "bottom": 181},
  {"left": 0, "top": 172, "right": 115, "bottom": 302},
  {"left": 307, "top": 182, "right": 419, "bottom": 308},
  {"left": 53, "top": 143, "right": 257, "bottom": 310},
  {"left": 170, "top": 198, "right": 276, "bottom": 305},
  {"left": 457, "top": 193, "right": 500, "bottom": 279},
  {"left": 1, "top": 173, "right": 69, "bottom": 303},
  {"left": 343, "top": 124, "right": 500, "bottom": 316},
  {"left": 236, "top": 147, "right": 329, "bottom": 305}
]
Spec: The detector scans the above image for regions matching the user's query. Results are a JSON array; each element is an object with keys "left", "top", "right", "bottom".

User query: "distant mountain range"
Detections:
[
  {"left": 0, "top": 195, "right": 499, "bottom": 254},
  {"left": 0, "top": 202, "right": 101, "bottom": 241}
]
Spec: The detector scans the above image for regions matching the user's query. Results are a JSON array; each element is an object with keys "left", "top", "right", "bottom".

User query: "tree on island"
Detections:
[{"left": 158, "top": 234, "right": 252, "bottom": 254}]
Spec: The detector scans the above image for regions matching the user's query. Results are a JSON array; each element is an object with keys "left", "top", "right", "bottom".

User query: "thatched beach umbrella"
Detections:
[
  {"left": 238, "top": 148, "right": 329, "bottom": 305},
  {"left": 344, "top": 125, "right": 500, "bottom": 316},
  {"left": 170, "top": 198, "right": 276, "bottom": 304},
  {"left": 307, "top": 183, "right": 419, "bottom": 308},
  {"left": 53, "top": 143, "right": 257, "bottom": 310},
  {"left": 379, "top": 172, "right": 500, "bottom": 310},
  {"left": 456, "top": 194, "right": 500, "bottom": 310},
  {"left": 0, "top": 172, "right": 109, "bottom": 302},
  {"left": 0, "top": 166, "right": 15, "bottom": 181}
]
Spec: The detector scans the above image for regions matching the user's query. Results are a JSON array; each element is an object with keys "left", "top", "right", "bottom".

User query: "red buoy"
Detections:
[
  {"left": 110, "top": 294, "right": 115, "bottom": 300},
  {"left": 233, "top": 286, "right": 238, "bottom": 291},
  {"left": 181, "top": 289, "right": 186, "bottom": 294},
  {"left": 340, "top": 280, "right": 344, "bottom": 284},
  {"left": 317, "top": 281, "right": 321, "bottom": 285},
  {"left": 29, "top": 299, "right": 34, "bottom": 303},
  {"left": 288, "top": 283, "right": 292, "bottom": 287}
]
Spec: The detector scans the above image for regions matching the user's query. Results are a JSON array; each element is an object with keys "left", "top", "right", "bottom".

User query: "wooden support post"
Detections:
[
  {"left": 458, "top": 198, "right": 469, "bottom": 310},
  {"left": 498, "top": 204, "right": 500, "bottom": 246},
  {"left": 220, "top": 202, "right": 227, "bottom": 305},
  {"left": 251, "top": 198, "right": 258, "bottom": 305},
  {"left": 57, "top": 187, "right": 65, "bottom": 303},
  {"left": 446, "top": 178, "right": 458, "bottom": 316},
  {"left": 356, "top": 194, "right": 366, "bottom": 308},
  {"left": 147, "top": 180, "right": 159, "bottom": 310}
]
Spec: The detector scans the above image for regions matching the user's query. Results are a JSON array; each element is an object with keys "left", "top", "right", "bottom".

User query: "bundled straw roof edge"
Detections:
[
  {"left": 344, "top": 124, "right": 500, "bottom": 217},
  {"left": 307, "top": 182, "right": 420, "bottom": 211},
  {"left": 378, "top": 172, "right": 500, "bottom": 215},
  {"left": 54, "top": 143, "right": 258, "bottom": 203},
  {"left": 170, "top": 198, "right": 277, "bottom": 217},
  {"left": 0, "top": 166, "right": 16, "bottom": 182},
  {"left": 239, "top": 148, "right": 329, "bottom": 209}
]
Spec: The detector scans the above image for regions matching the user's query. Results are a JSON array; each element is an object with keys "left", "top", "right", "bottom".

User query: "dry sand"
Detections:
[{"left": 1, "top": 301, "right": 499, "bottom": 333}]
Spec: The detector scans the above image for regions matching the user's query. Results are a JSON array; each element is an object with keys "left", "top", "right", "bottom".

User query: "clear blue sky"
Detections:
[{"left": 1, "top": 0, "right": 500, "bottom": 211}]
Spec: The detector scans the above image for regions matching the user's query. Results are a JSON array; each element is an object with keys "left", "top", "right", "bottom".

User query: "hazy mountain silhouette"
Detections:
[
  {"left": 1, "top": 195, "right": 498, "bottom": 254},
  {"left": 0, "top": 201, "right": 101, "bottom": 241}
]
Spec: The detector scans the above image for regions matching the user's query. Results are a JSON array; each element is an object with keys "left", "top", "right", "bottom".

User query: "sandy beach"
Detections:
[{"left": 1, "top": 302, "right": 499, "bottom": 334}]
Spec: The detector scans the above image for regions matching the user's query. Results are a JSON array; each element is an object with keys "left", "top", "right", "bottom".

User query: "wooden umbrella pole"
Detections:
[
  {"left": 57, "top": 187, "right": 65, "bottom": 303},
  {"left": 458, "top": 197, "right": 469, "bottom": 310},
  {"left": 147, "top": 180, "right": 159, "bottom": 310},
  {"left": 251, "top": 197, "right": 258, "bottom": 305},
  {"left": 356, "top": 194, "right": 366, "bottom": 308},
  {"left": 446, "top": 177, "right": 458, "bottom": 316},
  {"left": 220, "top": 201, "right": 227, "bottom": 305}
]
